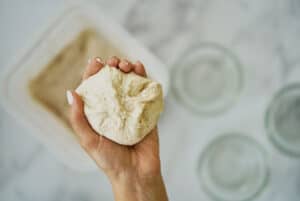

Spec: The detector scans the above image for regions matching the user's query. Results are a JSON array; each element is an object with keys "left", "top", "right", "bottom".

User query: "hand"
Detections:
[{"left": 68, "top": 57, "right": 168, "bottom": 201}]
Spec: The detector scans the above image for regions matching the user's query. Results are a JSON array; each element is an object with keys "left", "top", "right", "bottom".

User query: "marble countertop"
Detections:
[{"left": 1, "top": 0, "right": 300, "bottom": 200}]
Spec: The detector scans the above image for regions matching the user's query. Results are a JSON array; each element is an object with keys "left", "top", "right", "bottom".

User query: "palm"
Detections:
[{"left": 91, "top": 128, "right": 160, "bottom": 177}]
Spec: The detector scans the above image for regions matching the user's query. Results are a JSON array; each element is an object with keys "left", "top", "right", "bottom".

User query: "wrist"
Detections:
[{"left": 109, "top": 171, "right": 168, "bottom": 201}]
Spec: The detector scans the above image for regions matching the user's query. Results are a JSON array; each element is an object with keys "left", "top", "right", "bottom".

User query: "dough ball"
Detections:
[{"left": 76, "top": 65, "right": 163, "bottom": 145}]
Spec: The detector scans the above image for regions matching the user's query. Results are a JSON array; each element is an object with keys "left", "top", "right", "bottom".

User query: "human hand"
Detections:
[{"left": 67, "top": 57, "right": 168, "bottom": 201}]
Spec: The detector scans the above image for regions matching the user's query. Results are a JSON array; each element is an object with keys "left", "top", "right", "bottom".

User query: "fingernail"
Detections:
[
  {"left": 66, "top": 90, "right": 73, "bottom": 105},
  {"left": 96, "top": 57, "right": 104, "bottom": 64}
]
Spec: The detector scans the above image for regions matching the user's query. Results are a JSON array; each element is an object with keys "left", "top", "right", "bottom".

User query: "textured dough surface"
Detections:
[{"left": 76, "top": 65, "right": 163, "bottom": 145}]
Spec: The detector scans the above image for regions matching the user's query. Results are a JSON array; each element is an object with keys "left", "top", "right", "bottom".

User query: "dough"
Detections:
[{"left": 76, "top": 65, "right": 164, "bottom": 145}]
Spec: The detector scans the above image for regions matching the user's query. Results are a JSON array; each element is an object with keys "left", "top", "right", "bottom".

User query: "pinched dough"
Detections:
[{"left": 76, "top": 65, "right": 163, "bottom": 145}]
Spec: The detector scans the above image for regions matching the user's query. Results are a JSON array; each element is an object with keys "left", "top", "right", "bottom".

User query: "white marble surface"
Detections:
[{"left": 1, "top": 0, "right": 300, "bottom": 200}]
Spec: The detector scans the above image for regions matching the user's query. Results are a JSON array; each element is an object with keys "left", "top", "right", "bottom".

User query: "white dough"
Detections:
[{"left": 76, "top": 65, "right": 163, "bottom": 145}]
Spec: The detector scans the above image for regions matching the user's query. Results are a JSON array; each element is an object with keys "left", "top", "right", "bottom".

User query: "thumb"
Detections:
[{"left": 67, "top": 90, "right": 99, "bottom": 151}]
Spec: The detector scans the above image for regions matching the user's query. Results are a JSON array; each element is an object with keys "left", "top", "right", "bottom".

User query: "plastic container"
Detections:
[
  {"left": 265, "top": 83, "right": 300, "bottom": 157},
  {"left": 197, "top": 133, "right": 269, "bottom": 201},
  {"left": 172, "top": 43, "right": 243, "bottom": 115},
  {"left": 0, "top": 4, "right": 169, "bottom": 171}
]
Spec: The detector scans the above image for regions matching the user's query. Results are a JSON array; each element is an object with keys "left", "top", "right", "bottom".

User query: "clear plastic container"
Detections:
[
  {"left": 0, "top": 4, "right": 169, "bottom": 171},
  {"left": 172, "top": 43, "right": 243, "bottom": 115},
  {"left": 197, "top": 133, "right": 269, "bottom": 201},
  {"left": 265, "top": 83, "right": 300, "bottom": 157}
]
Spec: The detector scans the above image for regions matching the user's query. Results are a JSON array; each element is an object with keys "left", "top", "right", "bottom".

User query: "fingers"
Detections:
[
  {"left": 68, "top": 91, "right": 99, "bottom": 151},
  {"left": 119, "top": 59, "right": 133, "bottom": 73},
  {"left": 107, "top": 57, "right": 134, "bottom": 73},
  {"left": 85, "top": 56, "right": 147, "bottom": 77},
  {"left": 133, "top": 61, "right": 147, "bottom": 77},
  {"left": 108, "top": 57, "right": 147, "bottom": 76},
  {"left": 106, "top": 56, "right": 120, "bottom": 68},
  {"left": 82, "top": 57, "right": 105, "bottom": 80}
]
